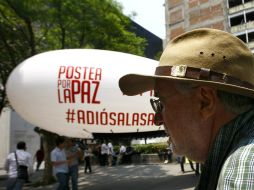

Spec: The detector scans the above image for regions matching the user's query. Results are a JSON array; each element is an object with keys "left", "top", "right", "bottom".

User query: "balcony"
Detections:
[
  {"left": 229, "top": 1, "right": 254, "bottom": 14},
  {"left": 231, "top": 21, "right": 254, "bottom": 33}
]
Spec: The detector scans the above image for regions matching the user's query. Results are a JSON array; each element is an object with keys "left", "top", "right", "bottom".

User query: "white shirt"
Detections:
[
  {"left": 51, "top": 147, "right": 69, "bottom": 175},
  {"left": 101, "top": 143, "right": 108, "bottom": 155},
  {"left": 84, "top": 148, "right": 91, "bottom": 157},
  {"left": 119, "top": 145, "right": 126, "bottom": 154},
  {"left": 4, "top": 149, "right": 33, "bottom": 178},
  {"left": 108, "top": 143, "right": 114, "bottom": 155}
]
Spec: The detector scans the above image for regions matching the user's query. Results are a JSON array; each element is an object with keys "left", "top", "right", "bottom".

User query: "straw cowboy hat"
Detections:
[{"left": 119, "top": 28, "right": 254, "bottom": 98}]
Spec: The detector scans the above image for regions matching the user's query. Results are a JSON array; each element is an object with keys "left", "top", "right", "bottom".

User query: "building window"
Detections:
[
  {"left": 228, "top": 0, "right": 242, "bottom": 8},
  {"left": 237, "top": 33, "right": 247, "bottom": 43},
  {"left": 248, "top": 31, "right": 254, "bottom": 42},
  {"left": 246, "top": 11, "right": 254, "bottom": 22},
  {"left": 230, "top": 14, "right": 245, "bottom": 27},
  {"left": 244, "top": 0, "right": 252, "bottom": 3}
]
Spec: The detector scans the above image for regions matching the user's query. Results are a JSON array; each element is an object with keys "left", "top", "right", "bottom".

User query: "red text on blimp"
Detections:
[
  {"left": 57, "top": 66, "right": 101, "bottom": 104},
  {"left": 66, "top": 109, "right": 155, "bottom": 126}
]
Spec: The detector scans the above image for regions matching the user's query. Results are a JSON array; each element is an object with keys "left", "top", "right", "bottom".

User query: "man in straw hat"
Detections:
[{"left": 119, "top": 28, "right": 254, "bottom": 190}]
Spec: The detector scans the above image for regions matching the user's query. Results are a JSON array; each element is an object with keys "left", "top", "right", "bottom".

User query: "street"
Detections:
[{"left": 0, "top": 163, "right": 199, "bottom": 190}]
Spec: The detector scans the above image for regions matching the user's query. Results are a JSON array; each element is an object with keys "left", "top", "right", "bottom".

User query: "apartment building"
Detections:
[{"left": 165, "top": 0, "right": 254, "bottom": 52}]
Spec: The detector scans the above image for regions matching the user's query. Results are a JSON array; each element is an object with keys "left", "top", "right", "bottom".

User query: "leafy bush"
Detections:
[{"left": 133, "top": 143, "right": 167, "bottom": 154}]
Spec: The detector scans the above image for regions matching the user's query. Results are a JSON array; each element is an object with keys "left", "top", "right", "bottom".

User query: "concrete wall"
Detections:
[
  {"left": 132, "top": 154, "right": 163, "bottom": 164},
  {"left": 0, "top": 108, "right": 40, "bottom": 168},
  {"left": 0, "top": 108, "right": 11, "bottom": 168},
  {"left": 9, "top": 111, "right": 40, "bottom": 160}
]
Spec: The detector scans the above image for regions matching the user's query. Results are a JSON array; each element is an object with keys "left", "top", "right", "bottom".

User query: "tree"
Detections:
[{"left": 0, "top": 0, "right": 146, "bottom": 185}]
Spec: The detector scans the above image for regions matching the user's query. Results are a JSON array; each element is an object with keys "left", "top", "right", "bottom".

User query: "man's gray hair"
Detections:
[
  {"left": 217, "top": 90, "right": 254, "bottom": 114},
  {"left": 175, "top": 82, "right": 254, "bottom": 114}
]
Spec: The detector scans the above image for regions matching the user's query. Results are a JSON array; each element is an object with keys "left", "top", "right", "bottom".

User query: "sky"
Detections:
[{"left": 115, "top": 0, "right": 166, "bottom": 39}]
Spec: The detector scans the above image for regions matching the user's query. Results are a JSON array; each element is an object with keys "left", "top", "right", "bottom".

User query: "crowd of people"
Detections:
[
  {"left": 50, "top": 138, "right": 139, "bottom": 189},
  {"left": 4, "top": 138, "right": 85, "bottom": 190},
  {"left": 3, "top": 138, "right": 138, "bottom": 190},
  {"left": 4, "top": 138, "right": 201, "bottom": 190},
  {"left": 94, "top": 140, "right": 134, "bottom": 166}
]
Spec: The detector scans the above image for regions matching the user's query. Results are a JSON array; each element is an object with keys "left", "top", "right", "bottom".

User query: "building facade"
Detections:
[
  {"left": 0, "top": 108, "right": 40, "bottom": 168},
  {"left": 165, "top": 0, "right": 254, "bottom": 52},
  {"left": 130, "top": 20, "right": 163, "bottom": 60}
]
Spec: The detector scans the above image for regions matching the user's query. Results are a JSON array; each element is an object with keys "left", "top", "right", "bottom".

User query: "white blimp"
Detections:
[{"left": 6, "top": 49, "right": 163, "bottom": 138}]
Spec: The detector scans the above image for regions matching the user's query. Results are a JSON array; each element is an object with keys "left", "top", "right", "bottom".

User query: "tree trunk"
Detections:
[{"left": 41, "top": 130, "right": 57, "bottom": 185}]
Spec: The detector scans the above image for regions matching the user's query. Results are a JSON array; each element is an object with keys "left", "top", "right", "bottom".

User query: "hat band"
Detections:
[{"left": 155, "top": 65, "right": 254, "bottom": 90}]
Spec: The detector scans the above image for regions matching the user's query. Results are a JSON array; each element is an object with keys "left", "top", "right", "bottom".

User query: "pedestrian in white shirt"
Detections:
[
  {"left": 119, "top": 144, "right": 126, "bottom": 164},
  {"left": 84, "top": 145, "right": 92, "bottom": 173},
  {"left": 4, "top": 141, "right": 33, "bottom": 190},
  {"left": 107, "top": 141, "right": 114, "bottom": 166},
  {"left": 100, "top": 141, "right": 108, "bottom": 166},
  {"left": 51, "top": 136, "right": 70, "bottom": 190}
]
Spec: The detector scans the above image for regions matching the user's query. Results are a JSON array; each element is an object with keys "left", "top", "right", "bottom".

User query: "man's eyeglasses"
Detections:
[
  {"left": 150, "top": 98, "right": 164, "bottom": 126},
  {"left": 150, "top": 98, "right": 163, "bottom": 113}
]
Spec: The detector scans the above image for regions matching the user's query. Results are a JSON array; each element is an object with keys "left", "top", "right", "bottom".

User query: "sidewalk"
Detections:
[{"left": 0, "top": 163, "right": 199, "bottom": 190}]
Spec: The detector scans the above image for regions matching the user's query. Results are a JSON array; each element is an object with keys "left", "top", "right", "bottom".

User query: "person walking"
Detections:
[
  {"left": 107, "top": 141, "right": 114, "bottom": 166},
  {"left": 84, "top": 145, "right": 92, "bottom": 173},
  {"left": 178, "top": 156, "right": 195, "bottom": 173},
  {"left": 118, "top": 144, "right": 126, "bottom": 164},
  {"left": 119, "top": 28, "right": 254, "bottom": 189},
  {"left": 4, "top": 141, "right": 33, "bottom": 190},
  {"left": 164, "top": 144, "right": 173, "bottom": 164},
  {"left": 100, "top": 141, "right": 108, "bottom": 166},
  {"left": 51, "top": 136, "right": 69, "bottom": 190}
]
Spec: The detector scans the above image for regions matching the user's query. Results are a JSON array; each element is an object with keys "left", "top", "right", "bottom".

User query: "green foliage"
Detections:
[
  {"left": 154, "top": 51, "right": 163, "bottom": 61},
  {"left": 133, "top": 143, "right": 168, "bottom": 154},
  {"left": 100, "top": 143, "right": 168, "bottom": 154},
  {"left": 113, "top": 145, "right": 120, "bottom": 153}
]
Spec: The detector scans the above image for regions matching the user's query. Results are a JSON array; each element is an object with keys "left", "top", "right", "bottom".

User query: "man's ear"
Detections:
[{"left": 197, "top": 87, "right": 217, "bottom": 120}]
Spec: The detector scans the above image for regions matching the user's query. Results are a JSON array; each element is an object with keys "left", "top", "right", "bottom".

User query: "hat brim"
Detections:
[{"left": 119, "top": 74, "right": 254, "bottom": 98}]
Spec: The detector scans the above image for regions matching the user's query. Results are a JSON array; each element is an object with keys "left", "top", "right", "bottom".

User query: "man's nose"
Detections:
[{"left": 154, "top": 112, "right": 164, "bottom": 126}]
